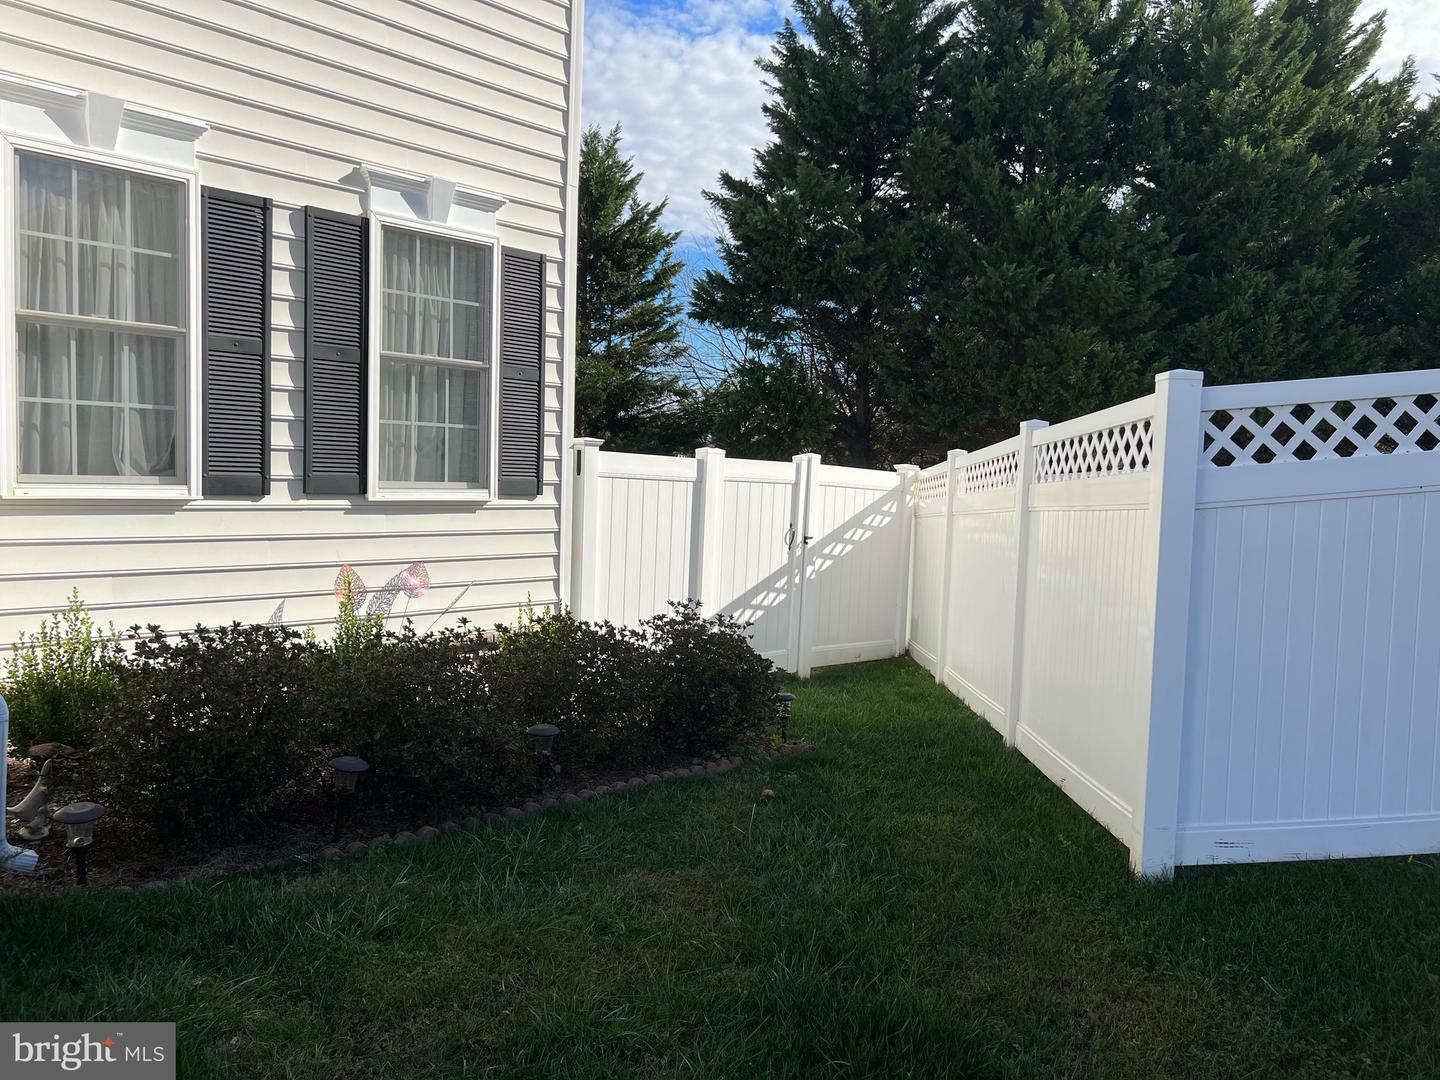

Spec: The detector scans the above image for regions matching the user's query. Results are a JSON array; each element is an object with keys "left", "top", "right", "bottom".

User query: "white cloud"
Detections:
[
  {"left": 582, "top": 0, "right": 789, "bottom": 238},
  {"left": 584, "top": 1, "right": 1440, "bottom": 247},
  {"left": 1359, "top": 0, "right": 1440, "bottom": 88}
]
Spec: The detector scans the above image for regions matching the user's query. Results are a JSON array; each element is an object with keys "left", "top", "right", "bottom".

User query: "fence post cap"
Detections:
[
  {"left": 574, "top": 437, "right": 605, "bottom": 449},
  {"left": 893, "top": 463, "right": 920, "bottom": 475},
  {"left": 1155, "top": 369, "right": 1204, "bottom": 386},
  {"left": 945, "top": 448, "right": 968, "bottom": 464},
  {"left": 695, "top": 445, "right": 726, "bottom": 459},
  {"left": 1019, "top": 418, "right": 1050, "bottom": 431}
]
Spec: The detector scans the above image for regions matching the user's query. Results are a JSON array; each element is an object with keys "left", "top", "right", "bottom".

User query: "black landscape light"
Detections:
[
  {"left": 51, "top": 801, "right": 106, "bottom": 886},
  {"left": 775, "top": 693, "right": 796, "bottom": 744},
  {"left": 327, "top": 756, "right": 369, "bottom": 842},
  {"left": 526, "top": 723, "right": 561, "bottom": 795}
]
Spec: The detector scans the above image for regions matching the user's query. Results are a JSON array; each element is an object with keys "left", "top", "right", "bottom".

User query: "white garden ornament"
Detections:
[
  {"left": 8, "top": 757, "right": 54, "bottom": 840},
  {"left": 0, "top": 695, "right": 40, "bottom": 873}
]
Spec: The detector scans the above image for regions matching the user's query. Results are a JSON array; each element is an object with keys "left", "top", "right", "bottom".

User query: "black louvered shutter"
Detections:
[
  {"left": 498, "top": 249, "right": 545, "bottom": 498},
  {"left": 202, "top": 188, "right": 270, "bottom": 496},
  {"left": 304, "top": 207, "right": 367, "bottom": 495}
]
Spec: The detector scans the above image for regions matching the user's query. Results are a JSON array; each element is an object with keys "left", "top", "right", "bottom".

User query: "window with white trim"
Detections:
[
  {"left": 378, "top": 226, "right": 493, "bottom": 490},
  {"left": 14, "top": 150, "right": 186, "bottom": 483}
]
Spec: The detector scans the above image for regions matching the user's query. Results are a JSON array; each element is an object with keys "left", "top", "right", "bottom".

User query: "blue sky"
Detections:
[
  {"left": 584, "top": 0, "right": 1440, "bottom": 268},
  {"left": 582, "top": 0, "right": 792, "bottom": 281}
]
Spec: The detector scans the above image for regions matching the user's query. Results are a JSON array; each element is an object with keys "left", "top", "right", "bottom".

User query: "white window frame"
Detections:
[
  {"left": 0, "top": 135, "right": 202, "bottom": 501},
  {"left": 366, "top": 212, "right": 503, "bottom": 503}
]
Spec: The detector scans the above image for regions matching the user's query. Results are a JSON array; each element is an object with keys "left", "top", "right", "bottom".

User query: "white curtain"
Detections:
[
  {"left": 384, "top": 232, "right": 449, "bottom": 358},
  {"left": 380, "top": 360, "right": 486, "bottom": 486},
  {"left": 16, "top": 154, "right": 180, "bottom": 479},
  {"left": 19, "top": 155, "right": 72, "bottom": 316},
  {"left": 382, "top": 229, "right": 491, "bottom": 362},
  {"left": 379, "top": 228, "right": 491, "bottom": 486},
  {"left": 17, "top": 327, "right": 176, "bottom": 479}
]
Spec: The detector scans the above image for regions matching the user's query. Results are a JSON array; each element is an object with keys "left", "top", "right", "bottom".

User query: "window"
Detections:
[
  {"left": 378, "top": 227, "right": 494, "bottom": 490},
  {"left": 14, "top": 151, "right": 186, "bottom": 483}
]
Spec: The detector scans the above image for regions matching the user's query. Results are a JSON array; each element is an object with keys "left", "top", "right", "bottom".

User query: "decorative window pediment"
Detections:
[
  {"left": 0, "top": 74, "right": 208, "bottom": 169},
  {"left": 359, "top": 164, "right": 506, "bottom": 237}
]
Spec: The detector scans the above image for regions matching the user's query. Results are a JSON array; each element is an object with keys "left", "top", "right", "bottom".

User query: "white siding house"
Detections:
[{"left": 0, "top": 0, "right": 583, "bottom": 642}]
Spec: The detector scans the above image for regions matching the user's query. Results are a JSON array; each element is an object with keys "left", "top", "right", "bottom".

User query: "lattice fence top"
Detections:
[
  {"left": 914, "top": 466, "right": 950, "bottom": 512},
  {"left": 1203, "top": 394, "right": 1440, "bottom": 467},
  {"left": 961, "top": 450, "right": 1018, "bottom": 494},
  {"left": 1034, "top": 420, "right": 1153, "bottom": 483}
]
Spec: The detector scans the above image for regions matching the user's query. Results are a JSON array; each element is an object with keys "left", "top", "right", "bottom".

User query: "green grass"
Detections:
[{"left": 4, "top": 658, "right": 1438, "bottom": 1078}]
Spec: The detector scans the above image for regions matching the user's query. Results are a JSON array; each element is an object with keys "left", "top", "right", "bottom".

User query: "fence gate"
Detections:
[{"left": 569, "top": 441, "right": 914, "bottom": 676}]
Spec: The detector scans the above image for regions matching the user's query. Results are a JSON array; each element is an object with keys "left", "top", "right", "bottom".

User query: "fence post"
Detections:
[
  {"left": 933, "top": 449, "right": 965, "bottom": 684},
  {"left": 893, "top": 464, "right": 920, "bottom": 657},
  {"left": 571, "top": 437, "right": 605, "bottom": 620},
  {"left": 784, "top": 453, "right": 807, "bottom": 674},
  {"left": 1131, "top": 370, "right": 1205, "bottom": 880},
  {"left": 691, "top": 446, "right": 727, "bottom": 613},
  {"left": 1004, "top": 420, "right": 1048, "bottom": 747},
  {"left": 790, "top": 453, "right": 822, "bottom": 678}
]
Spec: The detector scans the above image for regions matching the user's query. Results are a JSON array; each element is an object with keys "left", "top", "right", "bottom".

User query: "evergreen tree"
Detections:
[
  {"left": 692, "top": 0, "right": 960, "bottom": 466},
  {"left": 1349, "top": 57, "right": 1440, "bottom": 369},
  {"left": 577, "top": 125, "right": 690, "bottom": 451},
  {"left": 1138, "top": 0, "right": 1409, "bottom": 383},
  {"left": 691, "top": 0, "right": 1437, "bottom": 463},
  {"left": 696, "top": 352, "right": 835, "bottom": 460},
  {"left": 909, "top": 0, "right": 1174, "bottom": 450}
]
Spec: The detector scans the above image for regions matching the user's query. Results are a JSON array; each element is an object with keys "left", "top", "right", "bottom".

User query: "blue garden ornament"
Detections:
[{"left": 0, "top": 694, "right": 40, "bottom": 873}]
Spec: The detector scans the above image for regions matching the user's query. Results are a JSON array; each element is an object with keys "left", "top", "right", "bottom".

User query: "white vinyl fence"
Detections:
[
  {"left": 570, "top": 366, "right": 1440, "bottom": 874},
  {"left": 569, "top": 440, "right": 913, "bottom": 676},
  {"left": 911, "top": 368, "right": 1440, "bottom": 875}
]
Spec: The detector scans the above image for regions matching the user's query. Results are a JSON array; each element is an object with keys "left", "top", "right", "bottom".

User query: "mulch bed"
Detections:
[{"left": 1, "top": 742, "right": 814, "bottom": 895}]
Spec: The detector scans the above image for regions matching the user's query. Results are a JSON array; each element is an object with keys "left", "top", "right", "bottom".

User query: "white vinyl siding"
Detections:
[{"left": 0, "top": 0, "right": 574, "bottom": 643}]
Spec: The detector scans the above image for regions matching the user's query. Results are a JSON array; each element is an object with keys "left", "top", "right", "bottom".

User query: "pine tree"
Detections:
[
  {"left": 908, "top": 0, "right": 1174, "bottom": 450},
  {"left": 696, "top": 353, "right": 836, "bottom": 460},
  {"left": 692, "top": 0, "right": 1435, "bottom": 463},
  {"left": 1349, "top": 54, "right": 1440, "bottom": 369},
  {"left": 691, "top": 0, "right": 960, "bottom": 466},
  {"left": 1137, "top": 0, "right": 1409, "bottom": 383},
  {"left": 1373, "top": 100, "right": 1440, "bottom": 366},
  {"left": 577, "top": 125, "right": 690, "bottom": 451}
]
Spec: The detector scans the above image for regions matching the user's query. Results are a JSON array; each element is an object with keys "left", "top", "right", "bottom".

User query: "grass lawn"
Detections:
[{"left": 3, "top": 657, "right": 1437, "bottom": 1078}]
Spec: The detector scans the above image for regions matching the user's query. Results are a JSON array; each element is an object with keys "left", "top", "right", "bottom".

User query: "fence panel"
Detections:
[
  {"left": 717, "top": 458, "right": 801, "bottom": 667},
  {"left": 571, "top": 443, "right": 909, "bottom": 674},
  {"left": 1014, "top": 397, "right": 1159, "bottom": 844},
  {"left": 942, "top": 440, "right": 1022, "bottom": 732},
  {"left": 584, "top": 452, "right": 698, "bottom": 627},
  {"left": 1174, "top": 376, "right": 1440, "bottom": 865},
  {"left": 805, "top": 464, "right": 909, "bottom": 668},
  {"left": 907, "top": 462, "right": 950, "bottom": 673}
]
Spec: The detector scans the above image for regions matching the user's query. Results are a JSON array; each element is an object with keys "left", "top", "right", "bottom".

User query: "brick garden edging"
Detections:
[{"left": 114, "top": 742, "right": 815, "bottom": 890}]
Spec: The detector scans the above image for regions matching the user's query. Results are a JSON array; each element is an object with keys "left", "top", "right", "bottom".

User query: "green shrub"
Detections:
[
  {"left": 88, "top": 601, "right": 779, "bottom": 849},
  {"left": 332, "top": 569, "right": 385, "bottom": 660},
  {"left": 89, "top": 623, "right": 321, "bottom": 844},
  {"left": 643, "top": 601, "right": 780, "bottom": 756},
  {"left": 1, "top": 589, "right": 124, "bottom": 752},
  {"left": 486, "top": 611, "right": 656, "bottom": 764},
  {"left": 309, "top": 621, "right": 516, "bottom": 815}
]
